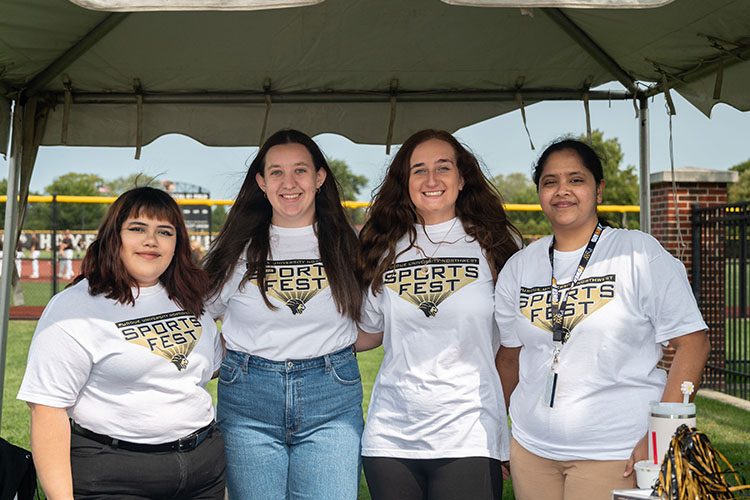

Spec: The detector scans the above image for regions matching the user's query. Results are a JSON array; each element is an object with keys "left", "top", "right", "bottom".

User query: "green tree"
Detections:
[
  {"left": 729, "top": 159, "right": 750, "bottom": 175},
  {"left": 729, "top": 170, "right": 750, "bottom": 203},
  {"left": 2, "top": 178, "right": 44, "bottom": 231},
  {"left": 728, "top": 158, "right": 750, "bottom": 203},
  {"left": 328, "top": 159, "right": 369, "bottom": 225},
  {"left": 577, "top": 130, "right": 639, "bottom": 229},
  {"left": 211, "top": 204, "right": 228, "bottom": 232},
  {"left": 107, "top": 173, "right": 161, "bottom": 195},
  {"left": 492, "top": 173, "right": 551, "bottom": 238},
  {"left": 329, "top": 159, "right": 368, "bottom": 201},
  {"left": 25, "top": 173, "right": 108, "bottom": 230}
]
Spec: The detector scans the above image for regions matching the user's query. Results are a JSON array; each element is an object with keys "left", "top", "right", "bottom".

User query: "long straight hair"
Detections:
[
  {"left": 73, "top": 187, "right": 208, "bottom": 317},
  {"left": 359, "top": 129, "right": 521, "bottom": 293},
  {"left": 203, "top": 129, "right": 362, "bottom": 321}
]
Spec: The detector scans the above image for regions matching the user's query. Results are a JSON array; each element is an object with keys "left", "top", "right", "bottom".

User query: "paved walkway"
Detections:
[{"left": 698, "top": 388, "right": 750, "bottom": 411}]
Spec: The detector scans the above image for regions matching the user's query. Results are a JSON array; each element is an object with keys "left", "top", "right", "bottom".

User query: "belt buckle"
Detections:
[{"left": 178, "top": 435, "right": 197, "bottom": 452}]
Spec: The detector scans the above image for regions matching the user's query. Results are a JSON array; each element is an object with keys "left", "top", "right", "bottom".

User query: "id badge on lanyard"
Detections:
[{"left": 543, "top": 223, "right": 603, "bottom": 408}]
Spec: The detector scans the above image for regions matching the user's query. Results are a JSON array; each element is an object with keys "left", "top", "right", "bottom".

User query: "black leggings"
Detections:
[{"left": 362, "top": 456, "right": 503, "bottom": 500}]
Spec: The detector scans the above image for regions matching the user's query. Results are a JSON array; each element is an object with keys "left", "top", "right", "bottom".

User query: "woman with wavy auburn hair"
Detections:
[
  {"left": 356, "top": 129, "right": 521, "bottom": 500},
  {"left": 203, "top": 129, "right": 363, "bottom": 499},
  {"left": 18, "top": 187, "right": 225, "bottom": 500}
]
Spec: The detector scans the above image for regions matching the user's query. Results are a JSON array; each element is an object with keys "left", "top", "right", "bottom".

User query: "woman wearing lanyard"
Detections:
[
  {"left": 203, "top": 129, "right": 363, "bottom": 499},
  {"left": 356, "top": 129, "right": 521, "bottom": 500},
  {"left": 494, "top": 139, "right": 711, "bottom": 500}
]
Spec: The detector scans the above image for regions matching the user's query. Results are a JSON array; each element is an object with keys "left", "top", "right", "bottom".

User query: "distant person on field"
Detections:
[
  {"left": 30, "top": 232, "right": 41, "bottom": 279},
  {"left": 58, "top": 229, "right": 75, "bottom": 280},
  {"left": 76, "top": 238, "right": 86, "bottom": 258},
  {"left": 15, "top": 241, "right": 24, "bottom": 277},
  {"left": 190, "top": 239, "right": 205, "bottom": 266}
]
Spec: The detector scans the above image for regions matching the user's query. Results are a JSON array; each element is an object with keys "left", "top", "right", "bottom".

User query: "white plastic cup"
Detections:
[
  {"left": 635, "top": 459, "right": 660, "bottom": 489},
  {"left": 648, "top": 401, "right": 696, "bottom": 465}
]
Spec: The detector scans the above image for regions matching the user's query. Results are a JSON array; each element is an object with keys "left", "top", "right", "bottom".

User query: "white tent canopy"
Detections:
[
  {"left": 1, "top": 0, "right": 749, "bottom": 421},
  {"left": 2, "top": 0, "right": 749, "bottom": 154}
]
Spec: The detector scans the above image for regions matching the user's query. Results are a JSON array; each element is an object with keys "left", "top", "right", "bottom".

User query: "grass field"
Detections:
[
  {"left": 3, "top": 321, "right": 749, "bottom": 498},
  {"left": 9, "top": 281, "right": 64, "bottom": 307}
]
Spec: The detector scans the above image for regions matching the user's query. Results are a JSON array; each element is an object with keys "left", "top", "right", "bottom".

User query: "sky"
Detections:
[{"left": 2, "top": 89, "right": 749, "bottom": 202}]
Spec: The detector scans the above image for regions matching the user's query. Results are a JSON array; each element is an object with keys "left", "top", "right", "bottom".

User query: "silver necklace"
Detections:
[{"left": 420, "top": 217, "right": 459, "bottom": 273}]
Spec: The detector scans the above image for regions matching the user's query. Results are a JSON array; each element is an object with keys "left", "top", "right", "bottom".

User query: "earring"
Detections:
[
  {"left": 316, "top": 186, "right": 321, "bottom": 194},
  {"left": 262, "top": 190, "right": 267, "bottom": 199}
]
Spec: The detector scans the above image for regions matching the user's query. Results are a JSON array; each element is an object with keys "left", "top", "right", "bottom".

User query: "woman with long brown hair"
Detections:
[
  {"left": 356, "top": 129, "right": 521, "bottom": 500},
  {"left": 203, "top": 129, "right": 363, "bottom": 499},
  {"left": 18, "top": 187, "right": 225, "bottom": 500}
]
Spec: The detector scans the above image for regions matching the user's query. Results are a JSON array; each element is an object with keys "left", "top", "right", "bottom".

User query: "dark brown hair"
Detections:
[
  {"left": 533, "top": 138, "right": 604, "bottom": 187},
  {"left": 533, "top": 138, "right": 609, "bottom": 227},
  {"left": 359, "top": 129, "right": 521, "bottom": 293},
  {"left": 72, "top": 187, "right": 208, "bottom": 317},
  {"left": 203, "top": 129, "right": 362, "bottom": 321}
]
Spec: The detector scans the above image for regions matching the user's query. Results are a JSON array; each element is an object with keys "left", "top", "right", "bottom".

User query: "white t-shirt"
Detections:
[
  {"left": 495, "top": 227, "right": 707, "bottom": 461},
  {"left": 18, "top": 279, "right": 222, "bottom": 443},
  {"left": 207, "top": 224, "right": 356, "bottom": 361},
  {"left": 359, "top": 218, "right": 510, "bottom": 460}
]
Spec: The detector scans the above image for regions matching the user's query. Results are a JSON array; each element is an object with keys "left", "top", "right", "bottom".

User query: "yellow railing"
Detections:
[{"left": 1, "top": 195, "right": 640, "bottom": 214}]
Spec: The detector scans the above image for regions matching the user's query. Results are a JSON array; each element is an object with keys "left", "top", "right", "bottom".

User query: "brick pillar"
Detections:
[{"left": 649, "top": 167, "right": 737, "bottom": 376}]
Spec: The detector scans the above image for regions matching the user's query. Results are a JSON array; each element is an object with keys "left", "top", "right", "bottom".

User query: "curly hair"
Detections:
[
  {"left": 72, "top": 187, "right": 208, "bottom": 317},
  {"left": 358, "top": 129, "right": 521, "bottom": 293},
  {"left": 203, "top": 129, "right": 362, "bottom": 321}
]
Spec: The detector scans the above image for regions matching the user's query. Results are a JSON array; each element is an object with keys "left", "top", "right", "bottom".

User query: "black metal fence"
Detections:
[{"left": 692, "top": 201, "right": 750, "bottom": 400}]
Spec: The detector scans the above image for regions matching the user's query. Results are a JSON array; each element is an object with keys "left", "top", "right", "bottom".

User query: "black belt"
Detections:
[{"left": 70, "top": 420, "right": 216, "bottom": 453}]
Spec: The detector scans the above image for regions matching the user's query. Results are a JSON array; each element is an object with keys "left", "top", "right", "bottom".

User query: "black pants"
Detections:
[
  {"left": 70, "top": 428, "right": 226, "bottom": 500},
  {"left": 363, "top": 456, "right": 503, "bottom": 500}
]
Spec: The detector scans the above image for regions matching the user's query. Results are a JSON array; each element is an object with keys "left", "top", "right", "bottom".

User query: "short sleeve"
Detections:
[
  {"left": 17, "top": 319, "right": 93, "bottom": 408},
  {"left": 358, "top": 287, "right": 385, "bottom": 334},
  {"left": 205, "top": 261, "right": 244, "bottom": 320},
  {"left": 495, "top": 257, "right": 523, "bottom": 348},
  {"left": 202, "top": 315, "right": 223, "bottom": 372},
  {"left": 205, "top": 293, "right": 227, "bottom": 321},
  {"left": 642, "top": 245, "right": 707, "bottom": 343}
]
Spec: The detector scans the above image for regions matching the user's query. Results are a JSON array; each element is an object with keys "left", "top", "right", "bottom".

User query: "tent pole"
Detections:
[
  {"left": 639, "top": 96, "right": 650, "bottom": 233},
  {"left": 52, "top": 89, "right": 633, "bottom": 105},
  {"left": 0, "top": 100, "right": 24, "bottom": 427}
]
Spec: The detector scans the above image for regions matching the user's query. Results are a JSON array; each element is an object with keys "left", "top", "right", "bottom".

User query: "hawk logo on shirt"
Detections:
[
  {"left": 519, "top": 274, "right": 616, "bottom": 336},
  {"left": 384, "top": 258, "right": 479, "bottom": 317},
  {"left": 250, "top": 259, "right": 329, "bottom": 315},
  {"left": 116, "top": 311, "right": 202, "bottom": 371}
]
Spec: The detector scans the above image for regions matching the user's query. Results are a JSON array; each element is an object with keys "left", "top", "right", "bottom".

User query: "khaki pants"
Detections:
[{"left": 510, "top": 438, "right": 636, "bottom": 500}]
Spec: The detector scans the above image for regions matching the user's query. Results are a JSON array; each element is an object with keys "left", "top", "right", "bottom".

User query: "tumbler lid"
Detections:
[{"left": 650, "top": 400, "right": 696, "bottom": 418}]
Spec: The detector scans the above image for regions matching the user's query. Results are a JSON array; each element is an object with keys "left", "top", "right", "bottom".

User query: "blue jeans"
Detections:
[{"left": 217, "top": 346, "right": 364, "bottom": 500}]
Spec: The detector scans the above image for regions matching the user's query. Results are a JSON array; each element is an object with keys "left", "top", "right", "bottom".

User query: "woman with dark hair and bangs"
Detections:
[
  {"left": 356, "top": 129, "right": 521, "bottom": 500},
  {"left": 203, "top": 129, "right": 363, "bottom": 499},
  {"left": 18, "top": 187, "right": 225, "bottom": 500}
]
